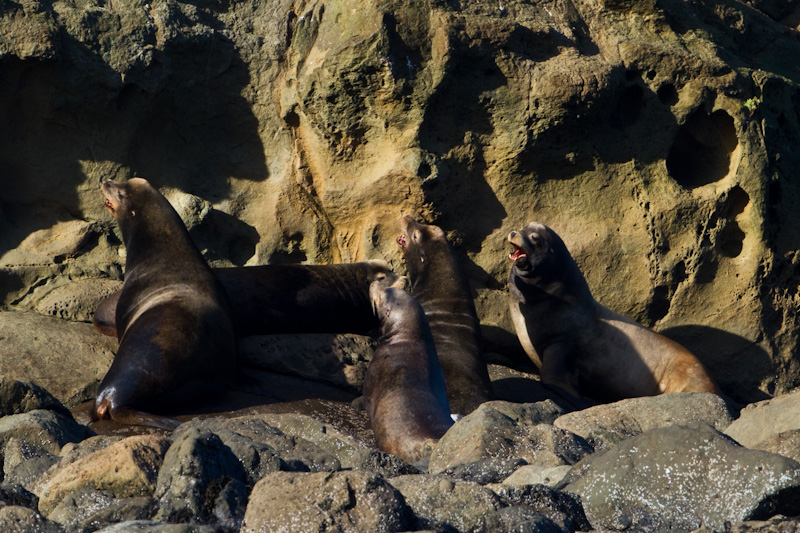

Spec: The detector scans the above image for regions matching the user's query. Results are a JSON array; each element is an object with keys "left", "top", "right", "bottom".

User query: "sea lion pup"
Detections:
[
  {"left": 363, "top": 280, "right": 454, "bottom": 463},
  {"left": 397, "top": 215, "right": 495, "bottom": 415},
  {"left": 507, "top": 221, "right": 720, "bottom": 405},
  {"left": 91, "top": 178, "right": 237, "bottom": 430},
  {"left": 93, "top": 261, "right": 401, "bottom": 338}
]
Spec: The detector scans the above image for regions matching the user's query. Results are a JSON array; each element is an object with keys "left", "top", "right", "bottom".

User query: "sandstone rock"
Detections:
[
  {"left": 239, "top": 333, "right": 376, "bottom": 392},
  {"left": 241, "top": 470, "right": 413, "bottom": 533},
  {"left": 554, "top": 392, "right": 733, "bottom": 450},
  {"left": 428, "top": 401, "right": 590, "bottom": 474},
  {"left": 33, "top": 278, "right": 123, "bottom": 323},
  {"left": 501, "top": 465, "right": 573, "bottom": 489},
  {"left": 562, "top": 423, "right": 800, "bottom": 531},
  {"left": 725, "top": 389, "right": 800, "bottom": 447},
  {"left": 0, "top": 409, "right": 92, "bottom": 456},
  {"left": 389, "top": 474, "right": 505, "bottom": 532},
  {"left": 0, "top": 505, "right": 63, "bottom": 533},
  {"left": 153, "top": 429, "right": 247, "bottom": 528},
  {"left": 35, "top": 434, "right": 170, "bottom": 517},
  {"left": 752, "top": 430, "right": 800, "bottom": 464},
  {"left": 0, "top": 311, "right": 116, "bottom": 407}
]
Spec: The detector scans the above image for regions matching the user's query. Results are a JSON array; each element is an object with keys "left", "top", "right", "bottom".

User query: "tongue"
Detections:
[
  {"left": 397, "top": 234, "right": 407, "bottom": 248},
  {"left": 509, "top": 247, "right": 526, "bottom": 261}
]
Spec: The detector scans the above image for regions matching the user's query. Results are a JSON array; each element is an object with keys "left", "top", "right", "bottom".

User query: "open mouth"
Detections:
[
  {"left": 397, "top": 233, "right": 407, "bottom": 249},
  {"left": 508, "top": 244, "right": 527, "bottom": 263}
]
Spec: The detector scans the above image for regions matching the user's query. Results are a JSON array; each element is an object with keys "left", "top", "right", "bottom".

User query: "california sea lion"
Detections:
[
  {"left": 93, "top": 261, "right": 401, "bottom": 338},
  {"left": 91, "top": 178, "right": 237, "bottom": 430},
  {"left": 397, "top": 216, "right": 495, "bottom": 415},
  {"left": 507, "top": 221, "right": 719, "bottom": 405},
  {"left": 363, "top": 280, "right": 454, "bottom": 463}
]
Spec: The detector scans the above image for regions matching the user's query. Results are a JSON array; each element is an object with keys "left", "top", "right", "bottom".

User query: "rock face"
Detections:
[{"left": 1, "top": 0, "right": 800, "bottom": 403}]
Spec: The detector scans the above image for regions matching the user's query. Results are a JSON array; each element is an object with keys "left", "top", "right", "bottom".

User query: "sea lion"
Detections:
[
  {"left": 91, "top": 178, "right": 237, "bottom": 430},
  {"left": 507, "top": 221, "right": 719, "bottom": 406},
  {"left": 363, "top": 280, "right": 454, "bottom": 463},
  {"left": 93, "top": 261, "right": 402, "bottom": 338},
  {"left": 397, "top": 215, "right": 494, "bottom": 415}
]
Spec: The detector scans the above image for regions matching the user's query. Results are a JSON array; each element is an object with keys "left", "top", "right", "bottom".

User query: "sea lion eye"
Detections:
[{"left": 413, "top": 231, "right": 420, "bottom": 241}]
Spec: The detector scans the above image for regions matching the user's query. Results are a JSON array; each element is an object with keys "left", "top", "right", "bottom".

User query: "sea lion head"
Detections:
[
  {"left": 101, "top": 177, "right": 160, "bottom": 222},
  {"left": 397, "top": 215, "right": 449, "bottom": 279},
  {"left": 363, "top": 259, "right": 409, "bottom": 290},
  {"left": 369, "top": 276, "right": 410, "bottom": 316},
  {"left": 507, "top": 221, "right": 554, "bottom": 273}
]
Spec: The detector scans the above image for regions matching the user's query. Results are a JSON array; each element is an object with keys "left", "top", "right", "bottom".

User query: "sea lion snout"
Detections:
[{"left": 507, "top": 231, "right": 527, "bottom": 264}]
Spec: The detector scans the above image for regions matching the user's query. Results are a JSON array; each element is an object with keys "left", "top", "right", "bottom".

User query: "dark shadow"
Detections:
[
  {"left": 660, "top": 325, "right": 773, "bottom": 404},
  {"left": 0, "top": 2, "right": 268, "bottom": 261},
  {"left": 189, "top": 210, "right": 261, "bottom": 267}
]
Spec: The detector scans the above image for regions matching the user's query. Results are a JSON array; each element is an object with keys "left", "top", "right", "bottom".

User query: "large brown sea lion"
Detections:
[
  {"left": 397, "top": 216, "right": 494, "bottom": 415},
  {"left": 91, "top": 178, "right": 237, "bottom": 430},
  {"left": 507, "top": 221, "right": 719, "bottom": 406},
  {"left": 363, "top": 280, "right": 454, "bottom": 463},
  {"left": 93, "top": 261, "right": 401, "bottom": 338}
]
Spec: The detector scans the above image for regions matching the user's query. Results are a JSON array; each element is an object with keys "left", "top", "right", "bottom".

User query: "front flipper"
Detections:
[
  {"left": 540, "top": 343, "right": 595, "bottom": 412},
  {"left": 92, "top": 397, "right": 181, "bottom": 431}
]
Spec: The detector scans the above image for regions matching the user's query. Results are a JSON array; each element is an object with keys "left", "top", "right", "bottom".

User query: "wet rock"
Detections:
[
  {"left": 389, "top": 474, "right": 504, "bottom": 532},
  {"left": 176, "top": 417, "right": 339, "bottom": 475},
  {"left": 257, "top": 413, "right": 418, "bottom": 476},
  {"left": 489, "top": 484, "right": 591, "bottom": 532},
  {"left": 2, "top": 438, "right": 60, "bottom": 489},
  {"left": 0, "top": 312, "right": 116, "bottom": 407},
  {"left": 239, "top": 334, "right": 376, "bottom": 392},
  {"left": 0, "top": 379, "right": 71, "bottom": 417},
  {"left": 428, "top": 402, "right": 590, "bottom": 474},
  {"left": 0, "top": 482, "right": 38, "bottom": 509},
  {"left": 554, "top": 392, "right": 733, "bottom": 450},
  {"left": 478, "top": 507, "right": 562, "bottom": 533},
  {"left": 241, "top": 470, "right": 413, "bottom": 533},
  {"left": 440, "top": 456, "right": 528, "bottom": 485},
  {"left": 0, "top": 409, "right": 93, "bottom": 455},
  {"left": 34, "top": 434, "right": 170, "bottom": 517},
  {"left": 46, "top": 488, "right": 154, "bottom": 532},
  {"left": 96, "top": 521, "right": 226, "bottom": 532},
  {"left": 725, "top": 389, "right": 800, "bottom": 447},
  {"left": 153, "top": 428, "right": 248, "bottom": 528},
  {"left": 562, "top": 423, "right": 800, "bottom": 531},
  {"left": 501, "top": 465, "right": 573, "bottom": 489},
  {"left": 0, "top": 505, "right": 63, "bottom": 533}
]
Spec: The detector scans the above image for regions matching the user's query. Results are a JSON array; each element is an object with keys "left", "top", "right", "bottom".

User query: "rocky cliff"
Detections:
[{"left": 2, "top": 0, "right": 800, "bottom": 403}]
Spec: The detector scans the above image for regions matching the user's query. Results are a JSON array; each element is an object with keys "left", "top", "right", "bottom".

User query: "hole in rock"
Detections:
[
  {"left": 648, "top": 285, "right": 670, "bottom": 323},
  {"left": 616, "top": 84, "right": 644, "bottom": 128},
  {"left": 657, "top": 84, "right": 678, "bottom": 106},
  {"left": 666, "top": 109, "right": 738, "bottom": 189},
  {"left": 717, "top": 185, "right": 749, "bottom": 259}
]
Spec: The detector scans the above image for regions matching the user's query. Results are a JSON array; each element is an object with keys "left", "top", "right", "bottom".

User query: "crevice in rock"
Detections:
[{"left": 666, "top": 109, "right": 738, "bottom": 189}]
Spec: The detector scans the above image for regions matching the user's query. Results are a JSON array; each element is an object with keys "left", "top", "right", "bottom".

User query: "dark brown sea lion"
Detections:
[
  {"left": 507, "top": 221, "right": 720, "bottom": 406},
  {"left": 363, "top": 280, "right": 454, "bottom": 463},
  {"left": 93, "top": 261, "right": 402, "bottom": 338},
  {"left": 91, "top": 178, "right": 237, "bottom": 430},
  {"left": 397, "top": 215, "right": 495, "bottom": 416}
]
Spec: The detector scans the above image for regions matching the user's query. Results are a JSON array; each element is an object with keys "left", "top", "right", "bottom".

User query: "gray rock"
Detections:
[
  {"left": 489, "top": 484, "right": 591, "bottom": 532},
  {"left": 429, "top": 402, "right": 590, "bottom": 474},
  {"left": 0, "top": 505, "right": 64, "bottom": 533},
  {"left": 0, "top": 311, "right": 116, "bottom": 407},
  {"left": 478, "top": 506, "right": 563, "bottom": 533},
  {"left": 389, "top": 474, "right": 505, "bottom": 532},
  {"left": 0, "top": 409, "right": 93, "bottom": 455},
  {"left": 241, "top": 470, "right": 413, "bottom": 533},
  {"left": 46, "top": 487, "right": 154, "bottom": 531},
  {"left": 96, "top": 521, "right": 227, "bottom": 532},
  {"left": 725, "top": 389, "right": 800, "bottom": 448},
  {"left": 562, "top": 423, "right": 800, "bottom": 531},
  {"left": 175, "top": 416, "right": 340, "bottom": 474},
  {"left": 0, "top": 483, "right": 38, "bottom": 509},
  {"left": 501, "top": 465, "right": 573, "bottom": 489},
  {"left": 554, "top": 392, "right": 733, "bottom": 450},
  {"left": 239, "top": 334, "right": 376, "bottom": 392},
  {"left": 0, "top": 379, "right": 71, "bottom": 417},
  {"left": 440, "top": 456, "right": 528, "bottom": 485},
  {"left": 153, "top": 429, "right": 247, "bottom": 528}
]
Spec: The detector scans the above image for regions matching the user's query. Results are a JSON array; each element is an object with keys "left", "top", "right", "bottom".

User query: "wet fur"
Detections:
[
  {"left": 398, "top": 216, "right": 494, "bottom": 415},
  {"left": 363, "top": 281, "right": 454, "bottom": 463},
  {"left": 507, "top": 222, "right": 719, "bottom": 405}
]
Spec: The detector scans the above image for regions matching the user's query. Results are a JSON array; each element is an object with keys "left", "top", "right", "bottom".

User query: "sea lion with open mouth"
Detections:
[{"left": 507, "top": 221, "right": 719, "bottom": 407}]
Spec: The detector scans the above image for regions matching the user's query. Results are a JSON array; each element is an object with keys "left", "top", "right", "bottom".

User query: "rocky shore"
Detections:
[{"left": 0, "top": 307, "right": 800, "bottom": 532}]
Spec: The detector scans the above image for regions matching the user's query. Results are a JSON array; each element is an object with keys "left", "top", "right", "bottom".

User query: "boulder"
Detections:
[
  {"left": 725, "top": 389, "right": 800, "bottom": 447},
  {"left": 501, "top": 465, "right": 573, "bottom": 489},
  {"left": 34, "top": 434, "right": 170, "bottom": 517},
  {"left": 562, "top": 423, "right": 800, "bottom": 531},
  {"left": 241, "top": 470, "right": 413, "bottom": 533},
  {"left": 0, "top": 506, "right": 63, "bottom": 533},
  {"left": 0, "top": 409, "right": 93, "bottom": 455},
  {"left": 752, "top": 430, "right": 800, "bottom": 464},
  {"left": 489, "top": 483, "right": 591, "bottom": 532},
  {"left": 428, "top": 401, "right": 590, "bottom": 474},
  {"left": 389, "top": 474, "right": 505, "bottom": 532},
  {"left": 554, "top": 392, "right": 733, "bottom": 450}
]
